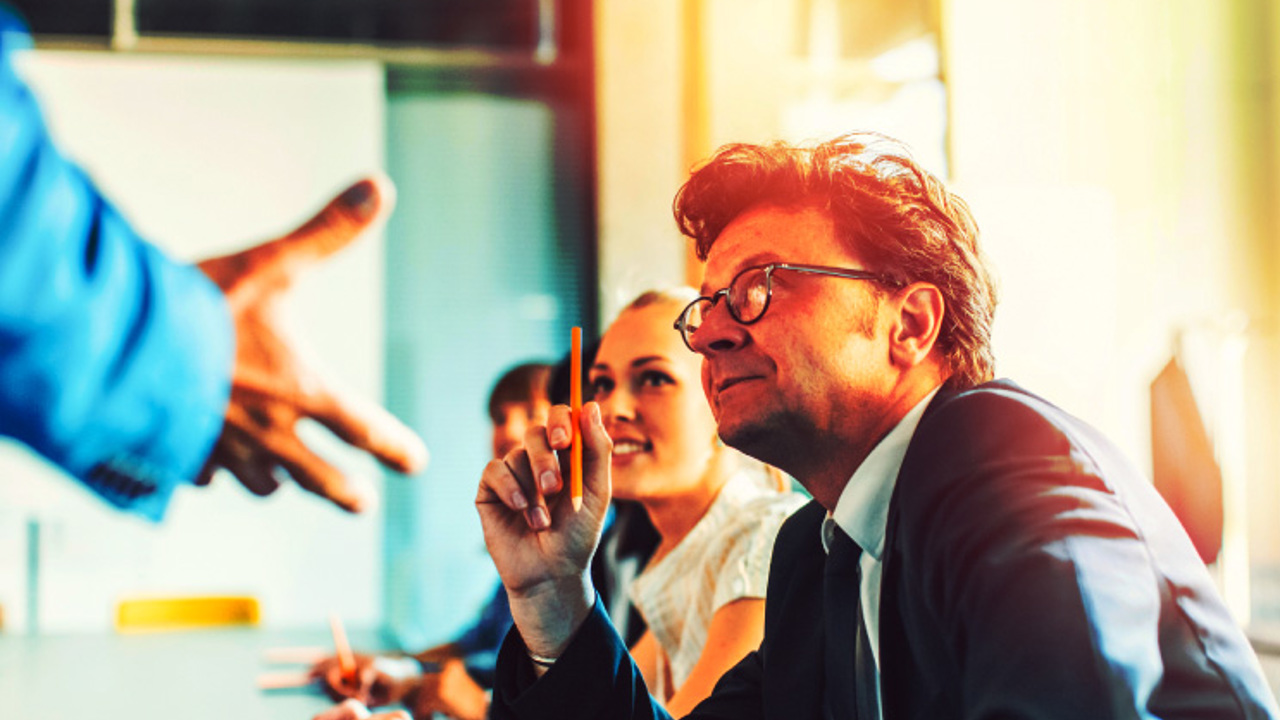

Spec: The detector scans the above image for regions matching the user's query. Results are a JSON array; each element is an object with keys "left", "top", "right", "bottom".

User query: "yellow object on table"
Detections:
[{"left": 115, "top": 596, "right": 260, "bottom": 633}]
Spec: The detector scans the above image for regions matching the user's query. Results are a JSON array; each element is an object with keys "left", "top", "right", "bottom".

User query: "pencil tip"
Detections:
[{"left": 571, "top": 496, "right": 583, "bottom": 512}]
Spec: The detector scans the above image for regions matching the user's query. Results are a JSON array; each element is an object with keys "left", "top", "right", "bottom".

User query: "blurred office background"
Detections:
[{"left": 0, "top": 0, "right": 1277, "bottom": 678}]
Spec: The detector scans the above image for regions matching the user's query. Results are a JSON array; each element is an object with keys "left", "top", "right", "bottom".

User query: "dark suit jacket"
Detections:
[{"left": 492, "top": 380, "right": 1279, "bottom": 719}]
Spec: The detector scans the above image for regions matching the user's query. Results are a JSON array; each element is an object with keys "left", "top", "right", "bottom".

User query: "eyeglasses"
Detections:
[{"left": 673, "top": 262, "right": 900, "bottom": 350}]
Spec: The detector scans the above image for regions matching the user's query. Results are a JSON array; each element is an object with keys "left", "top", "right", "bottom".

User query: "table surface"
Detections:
[
  {"left": 8, "top": 624, "right": 1275, "bottom": 718},
  {"left": 0, "top": 625, "right": 389, "bottom": 720}
]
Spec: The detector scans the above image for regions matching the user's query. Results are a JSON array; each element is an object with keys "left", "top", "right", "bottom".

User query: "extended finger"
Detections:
[
  {"left": 545, "top": 404, "right": 574, "bottom": 451},
  {"left": 522, "top": 423, "right": 563, "bottom": 500},
  {"left": 477, "top": 457, "right": 535, "bottom": 516},
  {"left": 503, "top": 447, "right": 552, "bottom": 532},
  {"left": 269, "top": 434, "right": 372, "bottom": 513},
  {"left": 240, "top": 175, "right": 396, "bottom": 284},
  {"left": 216, "top": 426, "right": 282, "bottom": 496},
  {"left": 222, "top": 458, "right": 282, "bottom": 497},
  {"left": 309, "top": 385, "right": 428, "bottom": 475}
]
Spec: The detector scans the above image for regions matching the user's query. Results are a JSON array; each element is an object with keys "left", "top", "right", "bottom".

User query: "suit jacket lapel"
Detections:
[
  {"left": 879, "top": 385, "right": 964, "bottom": 719},
  {"left": 762, "top": 500, "right": 828, "bottom": 719}
]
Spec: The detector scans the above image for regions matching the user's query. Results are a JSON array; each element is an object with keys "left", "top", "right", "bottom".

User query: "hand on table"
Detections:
[
  {"left": 311, "top": 653, "right": 485, "bottom": 720},
  {"left": 196, "top": 177, "right": 428, "bottom": 512},
  {"left": 311, "top": 652, "right": 412, "bottom": 708},
  {"left": 311, "top": 698, "right": 409, "bottom": 720},
  {"left": 475, "top": 402, "right": 612, "bottom": 658}
]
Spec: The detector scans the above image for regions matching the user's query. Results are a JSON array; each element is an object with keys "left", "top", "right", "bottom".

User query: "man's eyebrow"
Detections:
[
  {"left": 702, "top": 254, "right": 783, "bottom": 292},
  {"left": 738, "top": 253, "right": 782, "bottom": 267}
]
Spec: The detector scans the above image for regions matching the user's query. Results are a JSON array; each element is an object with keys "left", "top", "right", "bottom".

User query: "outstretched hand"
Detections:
[
  {"left": 475, "top": 401, "right": 612, "bottom": 657},
  {"left": 196, "top": 177, "right": 428, "bottom": 512}
]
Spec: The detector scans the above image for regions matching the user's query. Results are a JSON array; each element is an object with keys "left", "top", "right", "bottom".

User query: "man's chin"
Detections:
[{"left": 716, "top": 419, "right": 775, "bottom": 465}]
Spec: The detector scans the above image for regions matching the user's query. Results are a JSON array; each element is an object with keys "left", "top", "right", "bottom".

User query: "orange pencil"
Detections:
[
  {"left": 329, "top": 612, "right": 356, "bottom": 683},
  {"left": 570, "top": 326, "right": 583, "bottom": 512}
]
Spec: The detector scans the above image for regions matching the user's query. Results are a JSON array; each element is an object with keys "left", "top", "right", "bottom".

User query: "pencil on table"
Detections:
[
  {"left": 570, "top": 326, "right": 583, "bottom": 512},
  {"left": 329, "top": 612, "right": 356, "bottom": 682},
  {"left": 256, "top": 671, "right": 315, "bottom": 691}
]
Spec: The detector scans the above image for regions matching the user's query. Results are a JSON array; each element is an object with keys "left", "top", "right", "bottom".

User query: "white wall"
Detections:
[
  {"left": 595, "top": 0, "right": 690, "bottom": 317},
  {"left": 945, "top": 0, "right": 1279, "bottom": 622},
  {"left": 593, "top": 0, "right": 1280, "bottom": 625},
  {"left": 594, "top": 0, "right": 950, "bottom": 306},
  {"left": 0, "top": 51, "right": 389, "bottom": 632}
]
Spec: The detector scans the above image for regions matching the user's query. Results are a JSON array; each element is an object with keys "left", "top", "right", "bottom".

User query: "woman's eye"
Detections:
[
  {"left": 637, "top": 370, "right": 674, "bottom": 389},
  {"left": 589, "top": 376, "right": 614, "bottom": 399}
]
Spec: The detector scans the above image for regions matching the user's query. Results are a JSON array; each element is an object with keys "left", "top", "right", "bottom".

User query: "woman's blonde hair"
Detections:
[{"left": 619, "top": 286, "right": 701, "bottom": 315}]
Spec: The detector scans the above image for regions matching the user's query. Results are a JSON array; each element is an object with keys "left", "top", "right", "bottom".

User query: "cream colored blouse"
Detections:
[{"left": 628, "top": 472, "right": 806, "bottom": 700}]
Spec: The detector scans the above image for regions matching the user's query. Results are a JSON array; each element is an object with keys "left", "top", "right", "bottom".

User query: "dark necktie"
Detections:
[{"left": 824, "top": 526, "right": 879, "bottom": 720}]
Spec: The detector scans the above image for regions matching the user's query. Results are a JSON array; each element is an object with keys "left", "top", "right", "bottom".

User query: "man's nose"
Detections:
[{"left": 689, "top": 300, "right": 746, "bottom": 355}]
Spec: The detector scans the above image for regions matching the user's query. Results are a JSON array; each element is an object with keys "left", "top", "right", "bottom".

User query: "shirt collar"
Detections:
[{"left": 823, "top": 388, "right": 939, "bottom": 560}]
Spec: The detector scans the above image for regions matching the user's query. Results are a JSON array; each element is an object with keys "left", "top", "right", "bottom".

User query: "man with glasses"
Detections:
[{"left": 475, "top": 134, "right": 1279, "bottom": 719}]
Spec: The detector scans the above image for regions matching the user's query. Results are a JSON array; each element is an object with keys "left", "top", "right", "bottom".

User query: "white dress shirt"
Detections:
[
  {"left": 821, "top": 388, "right": 939, "bottom": 718},
  {"left": 631, "top": 471, "right": 807, "bottom": 700}
]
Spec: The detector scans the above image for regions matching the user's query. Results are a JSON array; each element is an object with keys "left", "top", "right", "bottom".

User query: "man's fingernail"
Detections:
[
  {"left": 340, "top": 181, "right": 377, "bottom": 220},
  {"left": 511, "top": 490, "right": 528, "bottom": 510},
  {"left": 531, "top": 507, "right": 550, "bottom": 530},
  {"left": 550, "top": 428, "right": 568, "bottom": 446},
  {"left": 540, "top": 471, "right": 557, "bottom": 493}
]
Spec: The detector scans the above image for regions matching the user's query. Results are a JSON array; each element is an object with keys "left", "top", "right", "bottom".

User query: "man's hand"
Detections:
[
  {"left": 196, "top": 177, "right": 428, "bottom": 512},
  {"left": 475, "top": 402, "right": 611, "bottom": 659}
]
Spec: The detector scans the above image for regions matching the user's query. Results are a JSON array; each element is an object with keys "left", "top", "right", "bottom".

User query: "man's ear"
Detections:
[{"left": 888, "top": 283, "right": 944, "bottom": 369}]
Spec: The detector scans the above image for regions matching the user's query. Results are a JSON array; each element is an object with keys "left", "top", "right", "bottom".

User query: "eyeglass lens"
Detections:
[
  {"left": 680, "top": 266, "right": 771, "bottom": 345},
  {"left": 729, "top": 267, "right": 770, "bottom": 323}
]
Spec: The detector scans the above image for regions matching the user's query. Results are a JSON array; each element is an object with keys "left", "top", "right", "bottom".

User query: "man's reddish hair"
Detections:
[{"left": 673, "top": 133, "right": 997, "bottom": 389}]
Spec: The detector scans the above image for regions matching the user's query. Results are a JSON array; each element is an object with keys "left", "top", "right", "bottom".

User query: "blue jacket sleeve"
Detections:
[
  {"left": 0, "top": 7, "right": 233, "bottom": 521},
  {"left": 453, "top": 582, "right": 514, "bottom": 687},
  {"left": 454, "top": 583, "right": 514, "bottom": 657}
]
